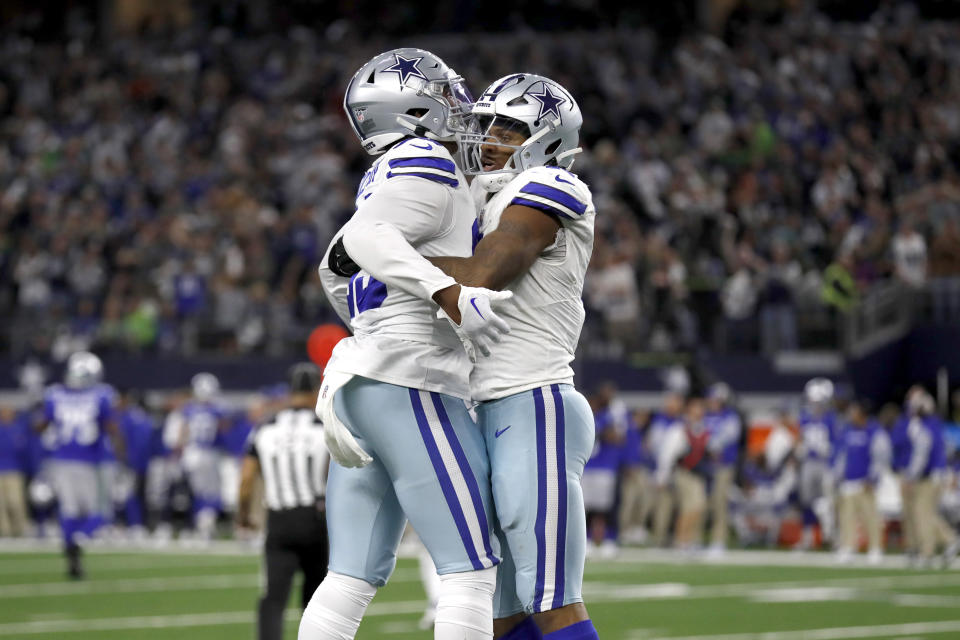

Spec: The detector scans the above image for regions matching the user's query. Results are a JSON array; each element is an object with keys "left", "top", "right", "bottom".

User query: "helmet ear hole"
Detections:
[
  {"left": 406, "top": 108, "right": 428, "bottom": 117},
  {"left": 366, "top": 70, "right": 377, "bottom": 83},
  {"left": 545, "top": 140, "right": 561, "bottom": 156}
]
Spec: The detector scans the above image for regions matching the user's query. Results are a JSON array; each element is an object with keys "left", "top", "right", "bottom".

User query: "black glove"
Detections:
[{"left": 328, "top": 236, "right": 361, "bottom": 278}]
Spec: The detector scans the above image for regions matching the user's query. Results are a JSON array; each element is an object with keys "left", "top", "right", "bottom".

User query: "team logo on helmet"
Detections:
[
  {"left": 527, "top": 82, "right": 567, "bottom": 125},
  {"left": 382, "top": 53, "right": 427, "bottom": 86}
]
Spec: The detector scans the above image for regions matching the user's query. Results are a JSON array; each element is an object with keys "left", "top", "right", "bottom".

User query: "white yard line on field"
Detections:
[
  {"left": 3, "top": 568, "right": 958, "bottom": 602},
  {"left": 0, "top": 600, "right": 427, "bottom": 635},
  {"left": 0, "top": 539, "right": 931, "bottom": 571},
  {"left": 583, "top": 572, "right": 960, "bottom": 604},
  {"left": 638, "top": 620, "right": 960, "bottom": 640},
  {"left": 0, "top": 568, "right": 422, "bottom": 598}
]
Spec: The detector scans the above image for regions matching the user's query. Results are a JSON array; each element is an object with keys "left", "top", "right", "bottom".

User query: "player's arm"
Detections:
[
  {"left": 236, "top": 437, "right": 261, "bottom": 529},
  {"left": 340, "top": 177, "right": 464, "bottom": 320},
  {"left": 429, "top": 204, "right": 560, "bottom": 296},
  {"left": 318, "top": 231, "right": 355, "bottom": 328}
]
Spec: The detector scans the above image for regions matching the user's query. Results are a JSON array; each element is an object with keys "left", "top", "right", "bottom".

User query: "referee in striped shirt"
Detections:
[{"left": 237, "top": 363, "right": 329, "bottom": 640}]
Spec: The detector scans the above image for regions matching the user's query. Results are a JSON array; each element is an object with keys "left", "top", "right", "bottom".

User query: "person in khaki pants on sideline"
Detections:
[
  {"left": 650, "top": 393, "right": 687, "bottom": 547},
  {"left": 704, "top": 383, "right": 742, "bottom": 556},
  {"left": 903, "top": 388, "right": 959, "bottom": 567},
  {"left": 673, "top": 399, "right": 711, "bottom": 550},
  {"left": 618, "top": 409, "right": 654, "bottom": 545},
  {"left": 0, "top": 406, "right": 30, "bottom": 537},
  {"left": 834, "top": 401, "right": 889, "bottom": 563}
]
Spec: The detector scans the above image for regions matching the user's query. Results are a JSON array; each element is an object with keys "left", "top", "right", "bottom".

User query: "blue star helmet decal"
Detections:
[
  {"left": 527, "top": 83, "right": 567, "bottom": 125},
  {"left": 382, "top": 53, "right": 427, "bottom": 86}
]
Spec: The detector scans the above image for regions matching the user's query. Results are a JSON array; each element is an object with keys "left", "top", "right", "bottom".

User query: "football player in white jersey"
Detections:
[
  {"left": 428, "top": 74, "right": 601, "bottom": 640},
  {"left": 299, "top": 49, "right": 511, "bottom": 640}
]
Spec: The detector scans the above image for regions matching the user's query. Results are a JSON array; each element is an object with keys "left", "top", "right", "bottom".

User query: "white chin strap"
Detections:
[
  {"left": 475, "top": 170, "right": 517, "bottom": 193},
  {"left": 556, "top": 146, "right": 583, "bottom": 167}
]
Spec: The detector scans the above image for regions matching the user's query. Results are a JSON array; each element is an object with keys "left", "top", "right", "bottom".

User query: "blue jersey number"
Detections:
[{"left": 346, "top": 273, "right": 387, "bottom": 318}]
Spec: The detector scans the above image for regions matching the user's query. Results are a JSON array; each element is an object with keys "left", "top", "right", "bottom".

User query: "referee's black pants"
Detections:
[{"left": 259, "top": 506, "right": 328, "bottom": 640}]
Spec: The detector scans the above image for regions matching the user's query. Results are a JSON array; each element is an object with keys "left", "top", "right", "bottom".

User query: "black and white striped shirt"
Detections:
[{"left": 247, "top": 408, "right": 329, "bottom": 511}]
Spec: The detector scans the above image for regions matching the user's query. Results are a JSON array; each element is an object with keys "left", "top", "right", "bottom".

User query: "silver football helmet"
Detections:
[
  {"left": 191, "top": 372, "right": 220, "bottom": 401},
  {"left": 64, "top": 351, "right": 103, "bottom": 389},
  {"left": 343, "top": 48, "right": 473, "bottom": 155},
  {"left": 459, "top": 73, "right": 583, "bottom": 192},
  {"left": 803, "top": 377, "right": 834, "bottom": 409}
]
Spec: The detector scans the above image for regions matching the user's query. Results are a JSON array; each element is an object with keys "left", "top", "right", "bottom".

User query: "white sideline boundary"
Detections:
[
  {"left": 0, "top": 568, "right": 423, "bottom": 598},
  {"left": 6, "top": 573, "right": 960, "bottom": 635},
  {"left": 0, "top": 539, "right": 938, "bottom": 571},
  {"left": 0, "top": 601, "right": 426, "bottom": 636}
]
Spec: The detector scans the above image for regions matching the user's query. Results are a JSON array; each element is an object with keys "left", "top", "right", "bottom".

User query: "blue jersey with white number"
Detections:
[
  {"left": 43, "top": 384, "right": 115, "bottom": 464},
  {"left": 799, "top": 409, "right": 838, "bottom": 463},
  {"left": 181, "top": 402, "right": 226, "bottom": 450}
]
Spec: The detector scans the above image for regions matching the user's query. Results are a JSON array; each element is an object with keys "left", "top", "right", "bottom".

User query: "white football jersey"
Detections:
[
  {"left": 469, "top": 165, "right": 596, "bottom": 401},
  {"left": 318, "top": 138, "right": 477, "bottom": 400}
]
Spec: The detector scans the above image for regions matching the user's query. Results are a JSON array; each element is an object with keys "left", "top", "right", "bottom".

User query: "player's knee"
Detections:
[
  {"left": 435, "top": 565, "right": 497, "bottom": 636},
  {"left": 299, "top": 571, "right": 377, "bottom": 640}
]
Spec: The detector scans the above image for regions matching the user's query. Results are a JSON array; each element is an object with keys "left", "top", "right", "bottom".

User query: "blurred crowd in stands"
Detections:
[{"left": 1, "top": 3, "right": 959, "bottom": 366}]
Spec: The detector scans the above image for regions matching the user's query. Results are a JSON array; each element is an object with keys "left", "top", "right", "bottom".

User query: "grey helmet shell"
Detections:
[
  {"left": 460, "top": 73, "right": 583, "bottom": 192},
  {"left": 65, "top": 351, "right": 103, "bottom": 389},
  {"left": 344, "top": 48, "right": 473, "bottom": 155}
]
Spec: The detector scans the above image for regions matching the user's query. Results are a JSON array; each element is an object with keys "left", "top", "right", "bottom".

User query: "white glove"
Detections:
[
  {"left": 437, "top": 286, "right": 513, "bottom": 360},
  {"left": 316, "top": 371, "right": 373, "bottom": 468}
]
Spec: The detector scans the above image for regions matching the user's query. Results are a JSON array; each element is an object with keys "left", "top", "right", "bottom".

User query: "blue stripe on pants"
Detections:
[
  {"left": 430, "top": 393, "right": 498, "bottom": 567},
  {"left": 409, "top": 389, "right": 483, "bottom": 571},
  {"left": 551, "top": 383, "right": 568, "bottom": 609},
  {"left": 533, "top": 386, "right": 548, "bottom": 609}
]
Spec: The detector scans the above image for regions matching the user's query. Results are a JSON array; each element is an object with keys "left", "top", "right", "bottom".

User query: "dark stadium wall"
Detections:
[{"left": 847, "top": 325, "right": 960, "bottom": 408}]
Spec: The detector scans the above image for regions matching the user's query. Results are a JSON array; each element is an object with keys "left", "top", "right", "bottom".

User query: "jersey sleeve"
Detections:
[
  {"left": 382, "top": 139, "right": 460, "bottom": 189},
  {"left": 318, "top": 232, "right": 354, "bottom": 328},
  {"left": 42, "top": 388, "right": 57, "bottom": 422},
  {"left": 341, "top": 143, "right": 459, "bottom": 302},
  {"left": 98, "top": 386, "right": 117, "bottom": 426},
  {"left": 508, "top": 167, "right": 593, "bottom": 225}
]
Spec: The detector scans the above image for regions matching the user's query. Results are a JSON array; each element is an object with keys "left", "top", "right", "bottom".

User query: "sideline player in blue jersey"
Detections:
[
  {"left": 833, "top": 400, "right": 888, "bottom": 563},
  {"left": 796, "top": 377, "right": 839, "bottom": 550},
  {"left": 582, "top": 383, "right": 627, "bottom": 557},
  {"left": 38, "top": 352, "right": 123, "bottom": 578},
  {"left": 165, "top": 372, "right": 230, "bottom": 541},
  {"left": 902, "top": 387, "right": 959, "bottom": 567}
]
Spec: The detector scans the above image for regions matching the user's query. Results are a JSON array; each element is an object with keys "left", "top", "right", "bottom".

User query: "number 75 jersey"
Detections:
[
  {"left": 469, "top": 165, "right": 596, "bottom": 401},
  {"left": 43, "top": 383, "right": 116, "bottom": 464}
]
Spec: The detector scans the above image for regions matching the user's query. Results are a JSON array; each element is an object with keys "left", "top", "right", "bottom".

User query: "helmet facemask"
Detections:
[
  {"left": 457, "top": 75, "right": 583, "bottom": 193},
  {"left": 393, "top": 70, "right": 475, "bottom": 141}
]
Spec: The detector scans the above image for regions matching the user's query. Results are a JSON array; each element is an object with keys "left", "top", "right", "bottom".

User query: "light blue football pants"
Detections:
[
  {"left": 326, "top": 376, "right": 499, "bottom": 586},
  {"left": 477, "top": 383, "right": 595, "bottom": 616}
]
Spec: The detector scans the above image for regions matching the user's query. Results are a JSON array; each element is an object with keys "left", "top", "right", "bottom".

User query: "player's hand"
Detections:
[{"left": 438, "top": 285, "right": 513, "bottom": 360}]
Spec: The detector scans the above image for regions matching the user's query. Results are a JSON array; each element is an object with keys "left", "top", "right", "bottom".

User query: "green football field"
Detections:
[{"left": 2, "top": 546, "right": 960, "bottom": 639}]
